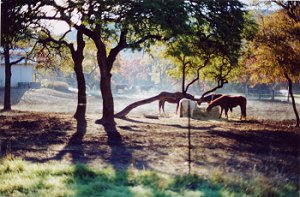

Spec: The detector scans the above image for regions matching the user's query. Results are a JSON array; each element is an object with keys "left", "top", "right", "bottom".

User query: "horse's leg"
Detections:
[
  {"left": 162, "top": 101, "right": 165, "bottom": 113},
  {"left": 241, "top": 104, "right": 246, "bottom": 120},
  {"left": 159, "top": 100, "right": 162, "bottom": 114},
  {"left": 176, "top": 102, "right": 179, "bottom": 114},
  {"left": 244, "top": 104, "right": 247, "bottom": 120},
  {"left": 219, "top": 107, "right": 223, "bottom": 118},
  {"left": 225, "top": 107, "right": 229, "bottom": 120},
  {"left": 158, "top": 101, "right": 160, "bottom": 114},
  {"left": 239, "top": 105, "right": 244, "bottom": 120}
]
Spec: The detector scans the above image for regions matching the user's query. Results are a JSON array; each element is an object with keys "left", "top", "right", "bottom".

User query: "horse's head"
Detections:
[
  {"left": 206, "top": 105, "right": 212, "bottom": 112},
  {"left": 196, "top": 97, "right": 204, "bottom": 106}
]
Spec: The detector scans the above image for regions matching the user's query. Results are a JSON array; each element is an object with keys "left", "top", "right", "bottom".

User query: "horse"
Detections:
[
  {"left": 115, "top": 84, "right": 129, "bottom": 93},
  {"left": 197, "top": 94, "right": 223, "bottom": 105},
  {"left": 178, "top": 98, "right": 198, "bottom": 118},
  {"left": 159, "top": 92, "right": 194, "bottom": 114},
  {"left": 206, "top": 95, "right": 247, "bottom": 120}
]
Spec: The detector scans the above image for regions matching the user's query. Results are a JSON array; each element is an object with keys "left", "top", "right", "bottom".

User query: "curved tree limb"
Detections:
[{"left": 115, "top": 91, "right": 195, "bottom": 118}]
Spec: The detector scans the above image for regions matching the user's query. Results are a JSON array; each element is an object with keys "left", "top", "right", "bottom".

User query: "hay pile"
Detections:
[{"left": 192, "top": 105, "right": 220, "bottom": 119}]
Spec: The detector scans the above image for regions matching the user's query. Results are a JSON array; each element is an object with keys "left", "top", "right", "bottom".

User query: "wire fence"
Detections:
[{"left": 246, "top": 89, "right": 289, "bottom": 102}]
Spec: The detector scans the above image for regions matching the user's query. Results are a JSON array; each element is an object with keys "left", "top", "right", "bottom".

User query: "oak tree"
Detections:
[{"left": 244, "top": 10, "right": 300, "bottom": 127}]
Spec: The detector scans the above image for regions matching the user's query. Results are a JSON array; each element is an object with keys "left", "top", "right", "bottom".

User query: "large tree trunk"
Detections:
[
  {"left": 3, "top": 46, "right": 11, "bottom": 111},
  {"left": 73, "top": 63, "right": 86, "bottom": 120},
  {"left": 73, "top": 30, "right": 86, "bottom": 120},
  {"left": 285, "top": 72, "right": 299, "bottom": 127},
  {"left": 98, "top": 73, "right": 116, "bottom": 125}
]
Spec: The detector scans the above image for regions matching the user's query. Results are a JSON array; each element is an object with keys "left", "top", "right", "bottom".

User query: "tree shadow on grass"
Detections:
[{"left": 103, "top": 124, "right": 132, "bottom": 169}]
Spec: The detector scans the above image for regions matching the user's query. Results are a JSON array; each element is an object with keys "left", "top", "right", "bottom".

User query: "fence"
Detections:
[{"left": 246, "top": 89, "right": 289, "bottom": 102}]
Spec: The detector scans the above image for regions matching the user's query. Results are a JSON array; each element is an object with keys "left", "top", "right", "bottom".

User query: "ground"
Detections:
[{"left": 0, "top": 88, "right": 299, "bottom": 195}]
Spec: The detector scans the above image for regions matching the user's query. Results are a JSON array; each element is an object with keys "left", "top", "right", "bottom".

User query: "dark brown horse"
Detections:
[
  {"left": 207, "top": 95, "right": 247, "bottom": 120},
  {"left": 159, "top": 92, "right": 194, "bottom": 114}
]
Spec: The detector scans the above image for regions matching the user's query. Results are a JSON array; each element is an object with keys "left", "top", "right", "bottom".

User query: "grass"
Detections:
[{"left": 0, "top": 159, "right": 298, "bottom": 197}]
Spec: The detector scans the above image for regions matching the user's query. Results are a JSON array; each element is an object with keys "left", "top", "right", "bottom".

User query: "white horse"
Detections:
[{"left": 178, "top": 98, "right": 198, "bottom": 118}]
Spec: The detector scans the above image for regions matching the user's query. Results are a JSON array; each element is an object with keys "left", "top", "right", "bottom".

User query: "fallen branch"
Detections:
[{"left": 115, "top": 91, "right": 195, "bottom": 118}]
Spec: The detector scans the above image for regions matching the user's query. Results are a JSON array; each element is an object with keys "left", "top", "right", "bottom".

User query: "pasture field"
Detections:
[
  {"left": 0, "top": 88, "right": 299, "bottom": 196},
  {"left": 0, "top": 110, "right": 299, "bottom": 196}
]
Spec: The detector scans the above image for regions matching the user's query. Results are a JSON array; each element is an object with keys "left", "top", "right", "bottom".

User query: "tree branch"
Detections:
[
  {"left": 127, "top": 34, "right": 167, "bottom": 48},
  {"left": 107, "top": 28, "right": 128, "bottom": 71},
  {"left": 10, "top": 57, "right": 25, "bottom": 66}
]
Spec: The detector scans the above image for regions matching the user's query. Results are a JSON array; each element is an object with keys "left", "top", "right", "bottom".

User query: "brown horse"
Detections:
[
  {"left": 206, "top": 95, "right": 247, "bottom": 120},
  {"left": 159, "top": 92, "right": 194, "bottom": 114}
]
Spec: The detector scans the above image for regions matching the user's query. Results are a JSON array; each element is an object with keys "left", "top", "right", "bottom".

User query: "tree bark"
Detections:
[
  {"left": 115, "top": 94, "right": 161, "bottom": 118},
  {"left": 97, "top": 72, "right": 116, "bottom": 125},
  {"left": 3, "top": 45, "right": 11, "bottom": 111},
  {"left": 72, "top": 30, "right": 86, "bottom": 120},
  {"left": 73, "top": 62, "right": 86, "bottom": 120},
  {"left": 284, "top": 72, "right": 299, "bottom": 127},
  {"left": 182, "top": 62, "right": 186, "bottom": 93}
]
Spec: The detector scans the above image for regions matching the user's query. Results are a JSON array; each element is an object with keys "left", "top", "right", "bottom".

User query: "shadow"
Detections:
[
  {"left": 48, "top": 118, "right": 88, "bottom": 162},
  {"left": 0, "top": 113, "right": 73, "bottom": 161},
  {"left": 103, "top": 124, "right": 136, "bottom": 168},
  {"left": 119, "top": 116, "right": 218, "bottom": 131},
  {"left": 118, "top": 125, "right": 140, "bottom": 132},
  {"left": 20, "top": 117, "right": 87, "bottom": 163},
  {"left": 203, "top": 128, "right": 300, "bottom": 180}
]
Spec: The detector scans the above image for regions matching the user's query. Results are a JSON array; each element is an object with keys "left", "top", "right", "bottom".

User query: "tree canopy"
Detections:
[
  {"left": 243, "top": 8, "right": 300, "bottom": 127},
  {"left": 244, "top": 10, "right": 300, "bottom": 84},
  {"left": 161, "top": 0, "right": 246, "bottom": 95}
]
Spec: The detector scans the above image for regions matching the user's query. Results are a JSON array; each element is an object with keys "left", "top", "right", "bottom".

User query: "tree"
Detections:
[
  {"left": 116, "top": 0, "right": 248, "bottom": 117},
  {"left": 1, "top": 0, "right": 41, "bottom": 111},
  {"left": 271, "top": 1, "right": 300, "bottom": 22},
  {"left": 164, "top": 0, "right": 246, "bottom": 97},
  {"left": 244, "top": 10, "right": 300, "bottom": 127},
  {"left": 49, "top": 0, "right": 190, "bottom": 125},
  {"left": 118, "top": 56, "right": 150, "bottom": 86},
  {"left": 34, "top": 41, "right": 73, "bottom": 78},
  {"left": 146, "top": 52, "right": 174, "bottom": 90},
  {"left": 37, "top": 28, "right": 87, "bottom": 120}
]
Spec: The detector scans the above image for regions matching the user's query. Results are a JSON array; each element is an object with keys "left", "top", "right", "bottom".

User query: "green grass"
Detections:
[{"left": 0, "top": 159, "right": 298, "bottom": 197}]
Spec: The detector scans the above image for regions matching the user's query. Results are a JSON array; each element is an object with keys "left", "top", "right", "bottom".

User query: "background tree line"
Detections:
[{"left": 1, "top": 0, "right": 299, "bottom": 126}]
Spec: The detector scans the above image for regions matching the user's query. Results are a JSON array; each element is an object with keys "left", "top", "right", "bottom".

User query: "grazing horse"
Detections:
[
  {"left": 206, "top": 95, "right": 247, "bottom": 120},
  {"left": 197, "top": 94, "right": 223, "bottom": 105},
  {"left": 159, "top": 92, "right": 194, "bottom": 114},
  {"left": 178, "top": 98, "right": 198, "bottom": 117}
]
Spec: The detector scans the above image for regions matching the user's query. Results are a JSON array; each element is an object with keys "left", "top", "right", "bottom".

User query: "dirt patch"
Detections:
[{"left": 0, "top": 111, "right": 299, "bottom": 184}]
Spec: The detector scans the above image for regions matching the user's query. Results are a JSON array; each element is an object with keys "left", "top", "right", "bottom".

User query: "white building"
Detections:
[{"left": 0, "top": 51, "right": 35, "bottom": 88}]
